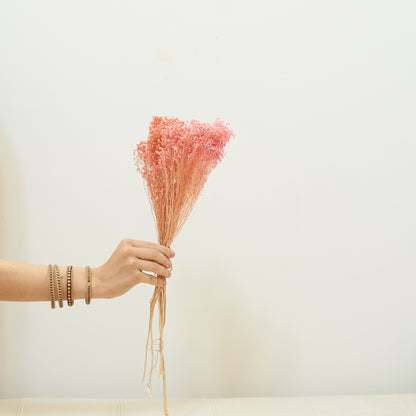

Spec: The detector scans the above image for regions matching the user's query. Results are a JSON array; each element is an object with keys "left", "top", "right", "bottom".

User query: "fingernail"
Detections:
[{"left": 167, "top": 271, "right": 171, "bottom": 277}]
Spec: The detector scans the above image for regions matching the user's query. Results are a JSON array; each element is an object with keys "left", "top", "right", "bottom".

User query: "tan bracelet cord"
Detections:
[
  {"left": 67, "top": 265, "right": 73, "bottom": 306},
  {"left": 53, "top": 264, "right": 64, "bottom": 308},
  {"left": 48, "top": 264, "right": 55, "bottom": 309},
  {"left": 85, "top": 265, "right": 91, "bottom": 305}
]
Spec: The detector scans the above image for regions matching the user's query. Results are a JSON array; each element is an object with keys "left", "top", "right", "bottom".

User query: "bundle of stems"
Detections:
[{"left": 133, "top": 116, "right": 234, "bottom": 416}]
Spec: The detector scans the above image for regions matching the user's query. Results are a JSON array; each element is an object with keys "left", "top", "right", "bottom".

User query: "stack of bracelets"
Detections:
[{"left": 48, "top": 264, "right": 92, "bottom": 308}]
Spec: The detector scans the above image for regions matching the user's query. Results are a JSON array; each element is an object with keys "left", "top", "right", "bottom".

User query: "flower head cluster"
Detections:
[{"left": 134, "top": 116, "right": 234, "bottom": 204}]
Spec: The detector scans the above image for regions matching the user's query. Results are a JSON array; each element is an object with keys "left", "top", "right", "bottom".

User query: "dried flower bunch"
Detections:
[{"left": 133, "top": 116, "right": 234, "bottom": 415}]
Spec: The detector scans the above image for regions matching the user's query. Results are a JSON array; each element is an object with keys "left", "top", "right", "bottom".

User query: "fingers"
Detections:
[
  {"left": 139, "top": 272, "right": 166, "bottom": 287},
  {"left": 120, "top": 239, "right": 174, "bottom": 280},
  {"left": 137, "top": 258, "right": 171, "bottom": 278},
  {"left": 132, "top": 247, "right": 172, "bottom": 270},
  {"left": 129, "top": 239, "right": 175, "bottom": 258}
]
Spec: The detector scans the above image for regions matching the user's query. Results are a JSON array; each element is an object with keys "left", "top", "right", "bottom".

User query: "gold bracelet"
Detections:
[
  {"left": 85, "top": 265, "right": 91, "bottom": 305},
  {"left": 67, "top": 265, "right": 73, "bottom": 307},
  {"left": 48, "top": 264, "right": 55, "bottom": 309},
  {"left": 53, "top": 264, "right": 64, "bottom": 308}
]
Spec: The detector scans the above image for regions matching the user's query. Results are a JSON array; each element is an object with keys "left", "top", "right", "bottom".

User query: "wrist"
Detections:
[
  {"left": 69, "top": 265, "right": 103, "bottom": 301},
  {"left": 91, "top": 266, "right": 105, "bottom": 299}
]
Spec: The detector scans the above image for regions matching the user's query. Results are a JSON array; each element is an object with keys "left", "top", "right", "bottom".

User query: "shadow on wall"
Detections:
[
  {"left": 173, "top": 258, "right": 295, "bottom": 397},
  {"left": 0, "top": 122, "right": 29, "bottom": 396},
  {"left": 213, "top": 265, "right": 294, "bottom": 397}
]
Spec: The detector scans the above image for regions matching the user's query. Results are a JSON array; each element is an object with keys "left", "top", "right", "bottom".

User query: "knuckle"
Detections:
[
  {"left": 122, "top": 246, "right": 132, "bottom": 257},
  {"left": 127, "top": 257, "right": 137, "bottom": 267},
  {"left": 120, "top": 239, "right": 132, "bottom": 255},
  {"left": 126, "top": 262, "right": 137, "bottom": 275}
]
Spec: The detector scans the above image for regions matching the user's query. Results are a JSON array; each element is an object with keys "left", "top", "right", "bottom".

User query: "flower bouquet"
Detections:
[{"left": 133, "top": 116, "right": 235, "bottom": 415}]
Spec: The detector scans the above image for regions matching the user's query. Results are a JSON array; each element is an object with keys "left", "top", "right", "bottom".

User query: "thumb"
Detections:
[{"left": 140, "top": 273, "right": 166, "bottom": 287}]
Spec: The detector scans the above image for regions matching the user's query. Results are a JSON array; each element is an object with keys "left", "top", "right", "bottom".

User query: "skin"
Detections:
[{"left": 0, "top": 238, "right": 175, "bottom": 302}]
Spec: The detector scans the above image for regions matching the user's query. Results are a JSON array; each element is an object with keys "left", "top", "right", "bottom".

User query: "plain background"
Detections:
[{"left": 0, "top": 0, "right": 415, "bottom": 399}]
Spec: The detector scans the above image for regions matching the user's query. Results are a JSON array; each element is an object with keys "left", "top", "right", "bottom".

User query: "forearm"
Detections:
[{"left": 0, "top": 259, "right": 101, "bottom": 302}]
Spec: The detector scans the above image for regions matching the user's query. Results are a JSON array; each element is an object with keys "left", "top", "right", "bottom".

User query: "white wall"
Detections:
[{"left": 0, "top": 0, "right": 415, "bottom": 399}]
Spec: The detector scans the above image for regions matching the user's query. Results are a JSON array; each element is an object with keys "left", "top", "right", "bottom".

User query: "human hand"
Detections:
[{"left": 92, "top": 238, "right": 175, "bottom": 299}]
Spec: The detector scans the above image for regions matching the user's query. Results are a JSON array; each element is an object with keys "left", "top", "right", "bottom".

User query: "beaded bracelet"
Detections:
[
  {"left": 67, "top": 265, "right": 73, "bottom": 307},
  {"left": 48, "top": 264, "right": 55, "bottom": 309},
  {"left": 85, "top": 265, "right": 91, "bottom": 305},
  {"left": 53, "top": 264, "right": 64, "bottom": 308}
]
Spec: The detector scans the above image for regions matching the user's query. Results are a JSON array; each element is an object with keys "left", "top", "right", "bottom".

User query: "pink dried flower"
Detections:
[{"left": 133, "top": 116, "right": 235, "bottom": 416}]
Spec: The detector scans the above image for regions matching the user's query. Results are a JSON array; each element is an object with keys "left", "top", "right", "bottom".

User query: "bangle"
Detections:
[
  {"left": 85, "top": 265, "right": 91, "bottom": 305},
  {"left": 48, "top": 264, "right": 55, "bottom": 309},
  {"left": 53, "top": 265, "right": 64, "bottom": 308},
  {"left": 67, "top": 265, "right": 73, "bottom": 307}
]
